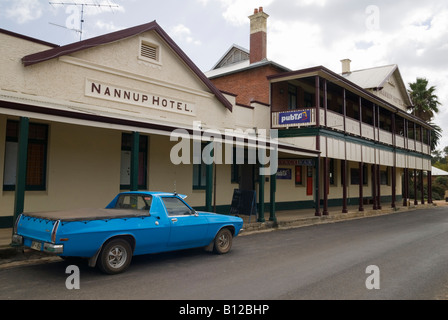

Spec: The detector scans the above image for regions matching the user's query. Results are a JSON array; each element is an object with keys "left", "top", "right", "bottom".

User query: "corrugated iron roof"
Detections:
[
  {"left": 341, "top": 64, "right": 398, "bottom": 89},
  {"left": 432, "top": 166, "right": 448, "bottom": 176}
]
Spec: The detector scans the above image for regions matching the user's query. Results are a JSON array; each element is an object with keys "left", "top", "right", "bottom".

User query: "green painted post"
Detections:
[
  {"left": 258, "top": 164, "right": 265, "bottom": 223},
  {"left": 205, "top": 142, "right": 214, "bottom": 212},
  {"left": 13, "top": 117, "right": 29, "bottom": 224},
  {"left": 130, "top": 131, "right": 139, "bottom": 191},
  {"left": 206, "top": 162, "right": 213, "bottom": 212},
  {"left": 269, "top": 172, "right": 277, "bottom": 222}
]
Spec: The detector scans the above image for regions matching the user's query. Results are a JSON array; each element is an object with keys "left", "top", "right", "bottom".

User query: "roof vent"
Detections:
[{"left": 141, "top": 42, "right": 158, "bottom": 61}]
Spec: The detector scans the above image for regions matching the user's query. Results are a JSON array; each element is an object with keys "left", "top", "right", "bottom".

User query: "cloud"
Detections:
[
  {"left": 295, "top": 0, "right": 327, "bottom": 7},
  {"left": 5, "top": 0, "right": 43, "bottom": 24},
  {"left": 170, "top": 24, "right": 202, "bottom": 45},
  {"left": 95, "top": 20, "right": 121, "bottom": 32},
  {"left": 203, "top": 0, "right": 275, "bottom": 26}
]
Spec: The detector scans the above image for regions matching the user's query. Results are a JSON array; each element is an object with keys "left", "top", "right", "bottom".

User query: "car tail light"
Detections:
[
  {"left": 13, "top": 214, "right": 22, "bottom": 234},
  {"left": 51, "top": 220, "right": 60, "bottom": 243}
]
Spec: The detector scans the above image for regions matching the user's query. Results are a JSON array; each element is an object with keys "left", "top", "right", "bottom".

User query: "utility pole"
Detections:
[{"left": 49, "top": 1, "right": 119, "bottom": 41}]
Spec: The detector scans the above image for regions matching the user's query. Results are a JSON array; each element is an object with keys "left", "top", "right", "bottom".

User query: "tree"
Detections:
[
  {"left": 408, "top": 77, "right": 441, "bottom": 122},
  {"left": 430, "top": 122, "right": 442, "bottom": 151},
  {"left": 408, "top": 78, "right": 442, "bottom": 151}
]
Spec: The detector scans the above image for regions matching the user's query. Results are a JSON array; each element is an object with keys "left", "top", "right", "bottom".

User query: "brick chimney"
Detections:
[{"left": 249, "top": 7, "right": 269, "bottom": 64}]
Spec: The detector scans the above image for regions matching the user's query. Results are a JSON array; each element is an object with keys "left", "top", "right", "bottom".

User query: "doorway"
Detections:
[{"left": 240, "top": 164, "right": 255, "bottom": 191}]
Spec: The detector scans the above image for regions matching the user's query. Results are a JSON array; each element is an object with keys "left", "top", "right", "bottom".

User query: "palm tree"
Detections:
[
  {"left": 408, "top": 78, "right": 441, "bottom": 122},
  {"left": 430, "top": 122, "right": 442, "bottom": 151},
  {"left": 408, "top": 78, "right": 442, "bottom": 151}
]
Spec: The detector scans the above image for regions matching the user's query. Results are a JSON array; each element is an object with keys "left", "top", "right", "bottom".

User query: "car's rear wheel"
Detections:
[
  {"left": 213, "top": 228, "right": 233, "bottom": 254},
  {"left": 97, "top": 238, "right": 132, "bottom": 275}
]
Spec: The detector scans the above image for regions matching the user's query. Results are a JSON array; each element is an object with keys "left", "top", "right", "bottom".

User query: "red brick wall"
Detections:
[{"left": 210, "top": 65, "right": 283, "bottom": 106}]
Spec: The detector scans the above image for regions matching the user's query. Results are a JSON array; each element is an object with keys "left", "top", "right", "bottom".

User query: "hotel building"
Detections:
[{"left": 0, "top": 8, "right": 432, "bottom": 228}]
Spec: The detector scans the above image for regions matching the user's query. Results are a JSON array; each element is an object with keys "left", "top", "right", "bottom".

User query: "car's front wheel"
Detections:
[
  {"left": 97, "top": 238, "right": 133, "bottom": 275},
  {"left": 213, "top": 228, "right": 233, "bottom": 254}
]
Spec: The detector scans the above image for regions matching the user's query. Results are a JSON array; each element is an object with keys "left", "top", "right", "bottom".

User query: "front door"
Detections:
[{"left": 240, "top": 164, "right": 255, "bottom": 191}]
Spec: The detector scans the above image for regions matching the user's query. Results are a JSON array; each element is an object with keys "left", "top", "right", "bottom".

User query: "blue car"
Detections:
[{"left": 12, "top": 192, "right": 244, "bottom": 274}]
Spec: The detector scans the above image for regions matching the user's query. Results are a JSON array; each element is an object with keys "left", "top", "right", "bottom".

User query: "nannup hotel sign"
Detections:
[{"left": 85, "top": 79, "right": 196, "bottom": 116}]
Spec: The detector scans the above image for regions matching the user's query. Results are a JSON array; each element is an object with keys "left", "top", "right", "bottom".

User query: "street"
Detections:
[{"left": 1, "top": 207, "right": 448, "bottom": 300}]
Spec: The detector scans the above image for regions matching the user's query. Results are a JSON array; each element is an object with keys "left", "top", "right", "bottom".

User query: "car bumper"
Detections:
[{"left": 12, "top": 235, "right": 64, "bottom": 254}]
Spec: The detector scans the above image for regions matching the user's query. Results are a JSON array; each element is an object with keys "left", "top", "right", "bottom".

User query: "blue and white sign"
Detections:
[
  {"left": 279, "top": 110, "right": 311, "bottom": 125},
  {"left": 276, "top": 168, "right": 292, "bottom": 180}
]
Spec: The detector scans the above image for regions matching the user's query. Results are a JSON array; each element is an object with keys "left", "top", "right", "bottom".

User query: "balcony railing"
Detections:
[{"left": 272, "top": 108, "right": 431, "bottom": 155}]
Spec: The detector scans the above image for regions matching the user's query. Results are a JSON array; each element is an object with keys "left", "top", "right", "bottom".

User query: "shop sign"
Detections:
[
  {"left": 276, "top": 168, "right": 292, "bottom": 179},
  {"left": 278, "top": 159, "right": 314, "bottom": 166},
  {"left": 278, "top": 110, "right": 311, "bottom": 125},
  {"left": 85, "top": 79, "right": 195, "bottom": 116}
]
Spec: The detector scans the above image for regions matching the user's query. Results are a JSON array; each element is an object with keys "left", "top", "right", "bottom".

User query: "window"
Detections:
[
  {"left": 380, "top": 168, "right": 389, "bottom": 185},
  {"left": 120, "top": 133, "right": 148, "bottom": 190},
  {"left": 193, "top": 143, "right": 210, "bottom": 190},
  {"left": 304, "top": 92, "right": 313, "bottom": 108},
  {"left": 193, "top": 162, "right": 207, "bottom": 190},
  {"left": 350, "top": 165, "right": 368, "bottom": 185},
  {"left": 288, "top": 84, "right": 297, "bottom": 110},
  {"left": 162, "top": 197, "right": 194, "bottom": 216},
  {"left": 329, "top": 159, "right": 336, "bottom": 185},
  {"left": 3, "top": 120, "right": 48, "bottom": 191},
  {"left": 113, "top": 194, "right": 152, "bottom": 211}
]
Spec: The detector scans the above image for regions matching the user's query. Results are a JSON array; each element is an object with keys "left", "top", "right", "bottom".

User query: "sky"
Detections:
[{"left": 1, "top": 0, "right": 448, "bottom": 150}]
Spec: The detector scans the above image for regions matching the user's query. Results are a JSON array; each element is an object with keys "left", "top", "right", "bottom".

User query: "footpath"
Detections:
[{"left": 0, "top": 201, "right": 443, "bottom": 269}]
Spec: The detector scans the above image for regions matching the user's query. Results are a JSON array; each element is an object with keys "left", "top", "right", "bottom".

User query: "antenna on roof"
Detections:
[{"left": 49, "top": 1, "right": 119, "bottom": 41}]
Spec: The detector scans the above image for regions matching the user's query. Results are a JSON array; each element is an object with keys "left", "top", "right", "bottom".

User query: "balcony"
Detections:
[{"left": 272, "top": 108, "right": 431, "bottom": 155}]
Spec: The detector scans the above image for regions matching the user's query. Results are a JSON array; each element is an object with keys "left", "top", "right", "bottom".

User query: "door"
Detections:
[
  {"left": 162, "top": 197, "right": 209, "bottom": 249},
  {"left": 111, "top": 193, "right": 170, "bottom": 255},
  {"left": 306, "top": 166, "right": 313, "bottom": 196},
  {"left": 240, "top": 164, "right": 255, "bottom": 191}
]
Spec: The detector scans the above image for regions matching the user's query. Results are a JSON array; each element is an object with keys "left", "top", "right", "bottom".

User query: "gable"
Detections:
[
  {"left": 342, "top": 65, "right": 412, "bottom": 111},
  {"left": 212, "top": 45, "right": 249, "bottom": 70},
  {"left": 21, "top": 21, "right": 232, "bottom": 111},
  {"left": 369, "top": 69, "right": 412, "bottom": 111}
]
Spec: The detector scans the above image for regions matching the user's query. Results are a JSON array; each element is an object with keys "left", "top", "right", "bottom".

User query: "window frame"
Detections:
[
  {"left": 113, "top": 193, "right": 152, "bottom": 211},
  {"left": 161, "top": 196, "right": 195, "bottom": 217},
  {"left": 3, "top": 120, "right": 48, "bottom": 191}
]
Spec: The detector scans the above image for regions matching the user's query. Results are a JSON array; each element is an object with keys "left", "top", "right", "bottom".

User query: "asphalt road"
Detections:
[{"left": 1, "top": 207, "right": 448, "bottom": 300}]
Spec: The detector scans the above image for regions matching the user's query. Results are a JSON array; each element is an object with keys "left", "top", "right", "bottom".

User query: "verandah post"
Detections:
[
  {"left": 130, "top": 131, "right": 140, "bottom": 191},
  {"left": 13, "top": 117, "right": 29, "bottom": 227}
]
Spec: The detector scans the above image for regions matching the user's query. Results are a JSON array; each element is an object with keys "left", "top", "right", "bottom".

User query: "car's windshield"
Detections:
[
  {"left": 162, "top": 197, "right": 193, "bottom": 216},
  {"left": 114, "top": 194, "right": 152, "bottom": 211}
]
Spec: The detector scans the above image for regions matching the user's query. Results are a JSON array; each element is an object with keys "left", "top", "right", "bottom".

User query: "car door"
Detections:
[
  {"left": 112, "top": 193, "right": 170, "bottom": 255},
  {"left": 162, "top": 196, "right": 209, "bottom": 249}
]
